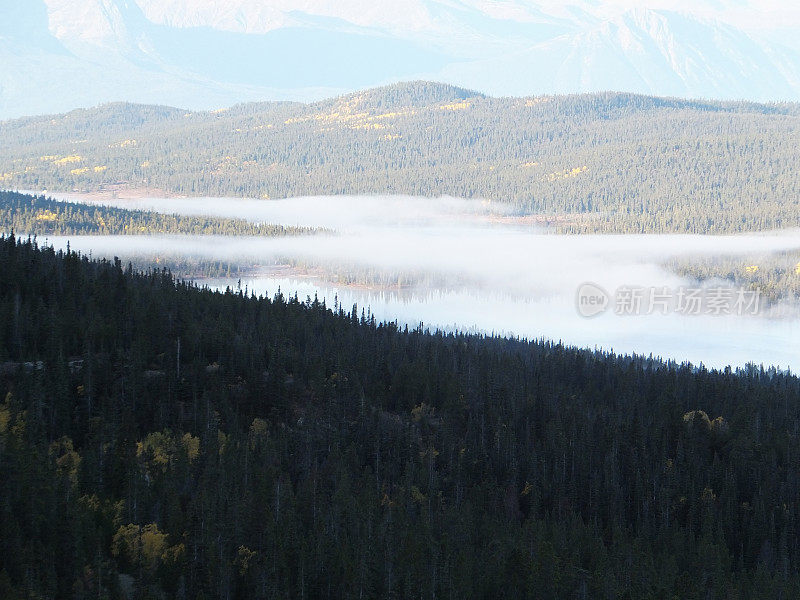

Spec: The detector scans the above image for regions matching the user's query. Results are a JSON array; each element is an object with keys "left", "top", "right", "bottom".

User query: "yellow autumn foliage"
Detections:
[
  {"left": 161, "top": 543, "right": 185, "bottom": 565},
  {"left": 54, "top": 155, "right": 82, "bottom": 165},
  {"left": 136, "top": 430, "right": 175, "bottom": 474},
  {"left": 683, "top": 409, "right": 711, "bottom": 430},
  {"left": 10, "top": 408, "right": 26, "bottom": 438},
  {"left": 547, "top": 165, "right": 588, "bottom": 181},
  {"left": 79, "top": 494, "right": 124, "bottom": 522},
  {"left": 285, "top": 115, "right": 312, "bottom": 125},
  {"left": 234, "top": 123, "right": 273, "bottom": 133},
  {"left": 35, "top": 210, "right": 58, "bottom": 222},
  {"left": 112, "top": 523, "right": 181, "bottom": 571},
  {"left": 0, "top": 393, "right": 10, "bottom": 434},
  {"left": 524, "top": 97, "right": 551, "bottom": 106},
  {"left": 701, "top": 487, "right": 717, "bottom": 503},
  {"left": 49, "top": 436, "right": 81, "bottom": 484},
  {"left": 110, "top": 139, "right": 137, "bottom": 148},
  {"left": 181, "top": 432, "right": 200, "bottom": 462},
  {"left": 249, "top": 417, "right": 269, "bottom": 440},
  {"left": 141, "top": 525, "right": 169, "bottom": 565},
  {"left": 70, "top": 167, "right": 89, "bottom": 175},
  {"left": 349, "top": 122, "right": 385, "bottom": 130},
  {"left": 235, "top": 546, "right": 258, "bottom": 575},
  {"left": 411, "top": 402, "right": 434, "bottom": 423},
  {"left": 372, "top": 109, "right": 416, "bottom": 120},
  {"left": 439, "top": 101, "right": 471, "bottom": 111}
]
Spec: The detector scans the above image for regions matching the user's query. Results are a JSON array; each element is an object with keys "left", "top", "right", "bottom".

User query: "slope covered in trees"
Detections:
[
  {"left": 667, "top": 249, "right": 800, "bottom": 305},
  {"left": 0, "top": 190, "right": 316, "bottom": 236},
  {"left": 2, "top": 81, "right": 800, "bottom": 233},
  {"left": 2, "top": 234, "right": 800, "bottom": 598}
]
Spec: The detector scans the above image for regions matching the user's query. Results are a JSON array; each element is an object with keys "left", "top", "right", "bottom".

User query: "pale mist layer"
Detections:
[{"left": 42, "top": 193, "right": 800, "bottom": 372}]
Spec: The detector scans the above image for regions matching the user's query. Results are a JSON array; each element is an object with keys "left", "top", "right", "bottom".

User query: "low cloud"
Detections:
[{"left": 43, "top": 193, "right": 800, "bottom": 371}]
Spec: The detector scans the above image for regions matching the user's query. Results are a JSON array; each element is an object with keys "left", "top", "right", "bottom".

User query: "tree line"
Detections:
[{"left": 0, "top": 191, "right": 317, "bottom": 237}]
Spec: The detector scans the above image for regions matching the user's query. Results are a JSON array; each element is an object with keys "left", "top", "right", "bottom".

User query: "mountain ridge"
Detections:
[
  {"left": 2, "top": 81, "right": 799, "bottom": 235},
  {"left": 3, "top": 1, "right": 800, "bottom": 119},
  {"left": 6, "top": 81, "right": 798, "bottom": 128}
]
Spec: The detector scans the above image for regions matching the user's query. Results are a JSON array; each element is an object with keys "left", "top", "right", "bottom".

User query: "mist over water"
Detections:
[{"left": 43, "top": 193, "right": 800, "bottom": 371}]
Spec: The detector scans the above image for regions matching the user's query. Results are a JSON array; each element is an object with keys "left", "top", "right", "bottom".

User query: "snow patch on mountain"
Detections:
[{"left": 2, "top": 0, "right": 800, "bottom": 119}]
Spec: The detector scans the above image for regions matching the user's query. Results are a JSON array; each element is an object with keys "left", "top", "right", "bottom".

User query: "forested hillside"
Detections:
[
  {"left": 2, "top": 81, "right": 800, "bottom": 233},
  {"left": 3, "top": 234, "right": 800, "bottom": 598},
  {"left": 667, "top": 250, "right": 800, "bottom": 305},
  {"left": 0, "top": 191, "right": 316, "bottom": 236}
]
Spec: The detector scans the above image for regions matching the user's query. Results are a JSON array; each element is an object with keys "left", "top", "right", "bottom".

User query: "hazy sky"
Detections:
[{"left": 5, "top": 0, "right": 800, "bottom": 119}]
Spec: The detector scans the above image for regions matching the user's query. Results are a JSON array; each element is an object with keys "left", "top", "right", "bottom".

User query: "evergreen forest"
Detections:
[
  {"left": 2, "top": 81, "right": 800, "bottom": 233},
  {"left": 2, "top": 234, "right": 800, "bottom": 598}
]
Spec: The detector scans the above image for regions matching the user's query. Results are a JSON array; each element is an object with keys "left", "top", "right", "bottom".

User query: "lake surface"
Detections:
[{"left": 43, "top": 192, "right": 800, "bottom": 372}]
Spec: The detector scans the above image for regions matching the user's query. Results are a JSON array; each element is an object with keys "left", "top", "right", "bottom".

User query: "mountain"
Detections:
[
  {"left": 2, "top": 0, "right": 800, "bottom": 119},
  {"left": 5, "top": 232, "right": 800, "bottom": 598},
  {"left": 2, "top": 81, "right": 800, "bottom": 234},
  {"left": 442, "top": 8, "right": 800, "bottom": 99}
]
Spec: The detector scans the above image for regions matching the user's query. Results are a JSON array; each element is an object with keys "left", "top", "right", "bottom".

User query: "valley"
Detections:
[
  {"left": 5, "top": 3, "right": 800, "bottom": 597},
  {"left": 13, "top": 190, "right": 800, "bottom": 372},
  {"left": 3, "top": 82, "right": 800, "bottom": 233}
]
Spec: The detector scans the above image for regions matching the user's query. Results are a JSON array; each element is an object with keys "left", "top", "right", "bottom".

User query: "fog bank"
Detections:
[{"left": 41, "top": 193, "right": 800, "bottom": 372}]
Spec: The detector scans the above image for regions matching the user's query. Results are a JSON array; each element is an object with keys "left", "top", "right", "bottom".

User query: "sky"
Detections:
[{"left": 5, "top": 0, "right": 800, "bottom": 118}]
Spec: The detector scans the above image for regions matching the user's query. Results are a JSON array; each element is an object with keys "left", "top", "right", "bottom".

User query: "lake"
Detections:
[{"left": 42, "top": 192, "right": 800, "bottom": 372}]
